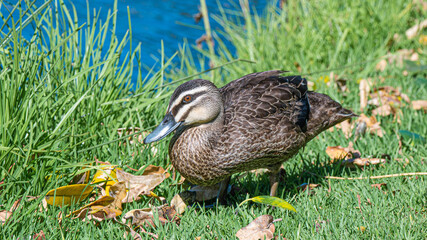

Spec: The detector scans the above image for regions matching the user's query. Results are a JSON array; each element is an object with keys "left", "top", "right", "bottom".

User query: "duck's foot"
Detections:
[
  {"left": 171, "top": 180, "right": 232, "bottom": 213},
  {"left": 268, "top": 163, "right": 284, "bottom": 197}
]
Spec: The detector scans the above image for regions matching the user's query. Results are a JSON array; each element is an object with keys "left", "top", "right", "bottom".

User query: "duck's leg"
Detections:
[
  {"left": 267, "top": 163, "right": 283, "bottom": 197},
  {"left": 217, "top": 176, "right": 231, "bottom": 203}
]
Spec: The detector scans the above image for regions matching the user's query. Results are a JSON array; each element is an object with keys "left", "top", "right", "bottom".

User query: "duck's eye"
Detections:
[{"left": 183, "top": 95, "right": 192, "bottom": 103}]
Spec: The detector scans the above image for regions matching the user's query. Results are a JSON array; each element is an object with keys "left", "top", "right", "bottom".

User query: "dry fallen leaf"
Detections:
[
  {"left": 116, "top": 168, "right": 169, "bottom": 203},
  {"left": 341, "top": 158, "right": 386, "bottom": 169},
  {"left": 236, "top": 215, "right": 275, "bottom": 240},
  {"left": 71, "top": 182, "right": 127, "bottom": 222},
  {"left": 326, "top": 143, "right": 361, "bottom": 163},
  {"left": 74, "top": 206, "right": 121, "bottom": 222},
  {"left": 384, "top": 49, "right": 420, "bottom": 67},
  {"left": 368, "top": 86, "right": 410, "bottom": 110},
  {"left": 170, "top": 184, "right": 221, "bottom": 214},
  {"left": 297, "top": 183, "right": 320, "bottom": 195},
  {"left": 335, "top": 120, "right": 354, "bottom": 138},
  {"left": 411, "top": 100, "right": 427, "bottom": 111},
  {"left": 0, "top": 210, "right": 12, "bottom": 225},
  {"left": 326, "top": 146, "right": 349, "bottom": 161},
  {"left": 122, "top": 205, "right": 180, "bottom": 229},
  {"left": 33, "top": 230, "right": 46, "bottom": 240},
  {"left": 371, "top": 183, "right": 387, "bottom": 190},
  {"left": 405, "top": 19, "right": 427, "bottom": 39},
  {"left": 70, "top": 195, "right": 115, "bottom": 217},
  {"left": 92, "top": 164, "right": 122, "bottom": 195},
  {"left": 372, "top": 104, "right": 395, "bottom": 117},
  {"left": 375, "top": 59, "right": 387, "bottom": 72},
  {"left": 358, "top": 114, "right": 384, "bottom": 137},
  {"left": 359, "top": 79, "right": 371, "bottom": 111}
]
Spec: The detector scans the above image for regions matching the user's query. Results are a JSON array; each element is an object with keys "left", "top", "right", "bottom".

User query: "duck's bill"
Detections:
[{"left": 143, "top": 112, "right": 182, "bottom": 144}]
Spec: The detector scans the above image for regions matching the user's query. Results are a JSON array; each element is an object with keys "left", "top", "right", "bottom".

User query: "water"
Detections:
[{"left": 1, "top": 0, "right": 270, "bottom": 84}]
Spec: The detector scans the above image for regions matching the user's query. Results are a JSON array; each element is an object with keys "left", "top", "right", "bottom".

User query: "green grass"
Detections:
[{"left": 1, "top": 0, "right": 426, "bottom": 239}]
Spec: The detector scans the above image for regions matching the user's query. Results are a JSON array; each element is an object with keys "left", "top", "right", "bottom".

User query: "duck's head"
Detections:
[{"left": 143, "top": 79, "right": 223, "bottom": 144}]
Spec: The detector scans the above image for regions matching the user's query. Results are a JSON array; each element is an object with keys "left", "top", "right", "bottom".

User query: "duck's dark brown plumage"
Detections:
[
  {"left": 144, "top": 71, "right": 356, "bottom": 198},
  {"left": 153, "top": 70, "right": 356, "bottom": 187}
]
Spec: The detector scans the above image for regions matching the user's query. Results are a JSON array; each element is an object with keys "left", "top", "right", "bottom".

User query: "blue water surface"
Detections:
[{"left": 1, "top": 0, "right": 270, "bottom": 85}]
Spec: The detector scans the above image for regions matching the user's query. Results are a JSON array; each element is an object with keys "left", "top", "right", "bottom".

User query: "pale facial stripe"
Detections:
[
  {"left": 173, "top": 95, "right": 207, "bottom": 121},
  {"left": 168, "top": 86, "right": 210, "bottom": 112}
]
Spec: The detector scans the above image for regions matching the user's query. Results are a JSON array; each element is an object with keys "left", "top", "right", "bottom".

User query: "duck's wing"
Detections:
[
  {"left": 217, "top": 71, "right": 356, "bottom": 173},
  {"left": 216, "top": 72, "right": 310, "bottom": 171},
  {"left": 219, "top": 71, "right": 310, "bottom": 133}
]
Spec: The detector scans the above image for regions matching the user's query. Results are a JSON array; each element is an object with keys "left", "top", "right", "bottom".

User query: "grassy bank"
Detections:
[{"left": 1, "top": 0, "right": 426, "bottom": 239}]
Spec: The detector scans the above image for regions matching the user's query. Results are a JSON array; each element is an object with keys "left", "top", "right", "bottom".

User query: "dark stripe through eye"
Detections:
[{"left": 171, "top": 91, "right": 207, "bottom": 117}]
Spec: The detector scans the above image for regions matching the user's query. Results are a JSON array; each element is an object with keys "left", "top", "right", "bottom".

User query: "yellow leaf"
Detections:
[
  {"left": 91, "top": 165, "right": 121, "bottom": 187},
  {"left": 45, "top": 184, "right": 93, "bottom": 207},
  {"left": 238, "top": 196, "right": 296, "bottom": 212}
]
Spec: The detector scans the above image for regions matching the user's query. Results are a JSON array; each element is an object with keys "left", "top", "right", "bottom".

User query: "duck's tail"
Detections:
[{"left": 305, "top": 91, "right": 358, "bottom": 140}]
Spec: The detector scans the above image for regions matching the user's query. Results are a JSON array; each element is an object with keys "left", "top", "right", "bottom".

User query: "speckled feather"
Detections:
[{"left": 169, "top": 71, "right": 356, "bottom": 186}]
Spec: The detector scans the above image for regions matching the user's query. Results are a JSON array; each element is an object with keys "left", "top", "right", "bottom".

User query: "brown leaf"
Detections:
[
  {"left": 341, "top": 158, "right": 386, "bottom": 168},
  {"left": 326, "top": 143, "right": 360, "bottom": 163},
  {"left": 236, "top": 215, "right": 275, "bottom": 240},
  {"left": 368, "top": 86, "right": 409, "bottom": 114},
  {"left": 336, "top": 120, "right": 354, "bottom": 138},
  {"left": 158, "top": 205, "right": 180, "bottom": 225},
  {"left": 369, "top": 122, "right": 384, "bottom": 137},
  {"left": 70, "top": 165, "right": 91, "bottom": 185},
  {"left": 33, "top": 230, "right": 46, "bottom": 240},
  {"left": 405, "top": 19, "right": 427, "bottom": 39},
  {"left": 371, "top": 183, "right": 387, "bottom": 190},
  {"left": 0, "top": 210, "right": 12, "bottom": 225},
  {"left": 297, "top": 183, "right": 320, "bottom": 195},
  {"left": 70, "top": 182, "right": 126, "bottom": 222},
  {"left": 384, "top": 49, "right": 419, "bottom": 67},
  {"left": 139, "top": 227, "right": 159, "bottom": 239},
  {"left": 326, "top": 147, "right": 349, "bottom": 161},
  {"left": 297, "top": 183, "right": 320, "bottom": 191},
  {"left": 122, "top": 205, "right": 180, "bottom": 229},
  {"left": 70, "top": 171, "right": 90, "bottom": 185},
  {"left": 70, "top": 195, "right": 115, "bottom": 217},
  {"left": 372, "top": 105, "right": 395, "bottom": 117},
  {"left": 108, "top": 181, "right": 127, "bottom": 210},
  {"left": 116, "top": 169, "right": 168, "bottom": 203},
  {"left": 375, "top": 59, "right": 387, "bottom": 72},
  {"left": 411, "top": 100, "right": 427, "bottom": 111},
  {"left": 359, "top": 79, "right": 371, "bottom": 111},
  {"left": 171, "top": 192, "right": 192, "bottom": 214},
  {"left": 141, "top": 165, "right": 170, "bottom": 176},
  {"left": 358, "top": 114, "right": 377, "bottom": 127},
  {"left": 125, "top": 228, "right": 143, "bottom": 240},
  {"left": 74, "top": 206, "right": 122, "bottom": 222},
  {"left": 358, "top": 114, "right": 384, "bottom": 137},
  {"left": 123, "top": 209, "right": 156, "bottom": 228}
]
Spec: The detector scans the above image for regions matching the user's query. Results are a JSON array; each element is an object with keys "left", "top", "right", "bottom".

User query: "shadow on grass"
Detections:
[{"left": 222, "top": 154, "right": 372, "bottom": 206}]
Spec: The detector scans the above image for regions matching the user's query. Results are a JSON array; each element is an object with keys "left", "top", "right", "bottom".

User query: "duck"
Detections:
[{"left": 144, "top": 70, "right": 356, "bottom": 199}]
